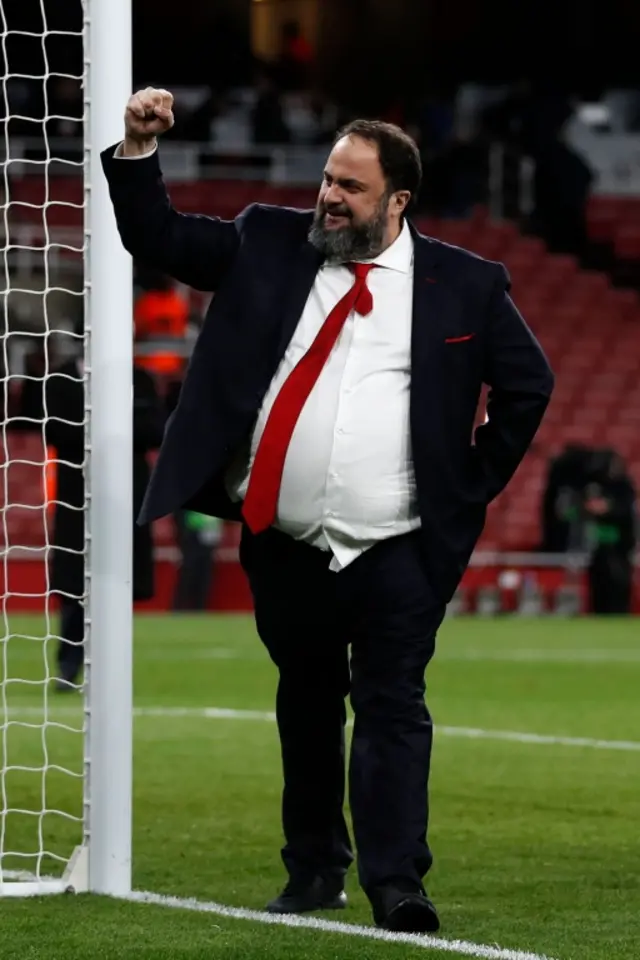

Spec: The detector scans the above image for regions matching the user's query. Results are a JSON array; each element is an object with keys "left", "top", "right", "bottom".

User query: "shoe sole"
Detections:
[
  {"left": 266, "top": 894, "right": 347, "bottom": 915},
  {"left": 379, "top": 896, "right": 440, "bottom": 934}
]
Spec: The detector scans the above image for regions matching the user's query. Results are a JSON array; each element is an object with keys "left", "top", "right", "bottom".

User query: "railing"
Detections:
[
  {"left": 1, "top": 136, "right": 328, "bottom": 185},
  {"left": 4, "top": 136, "right": 540, "bottom": 209}
]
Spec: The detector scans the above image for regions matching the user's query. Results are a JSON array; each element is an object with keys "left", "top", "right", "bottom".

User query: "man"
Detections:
[
  {"left": 42, "top": 352, "right": 85, "bottom": 688},
  {"left": 540, "top": 443, "right": 591, "bottom": 552},
  {"left": 582, "top": 449, "right": 636, "bottom": 614},
  {"left": 164, "top": 374, "right": 223, "bottom": 611},
  {"left": 44, "top": 342, "right": 164, "bottom": 688},
  {"left": 172, "top": 509, "right": 222, "bottom": 611},
  {"left": 102, "top": 88, "right": 554, "bottom": 933}
]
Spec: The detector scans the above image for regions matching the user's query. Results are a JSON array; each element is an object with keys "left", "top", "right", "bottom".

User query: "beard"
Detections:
[{"left": 308, "top": 195, "right": 389, "bottom": 263}]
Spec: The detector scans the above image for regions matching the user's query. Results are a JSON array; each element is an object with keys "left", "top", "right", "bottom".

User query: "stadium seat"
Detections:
[{"left": 613, "top": 225, "right": 640, "bottom": 261}]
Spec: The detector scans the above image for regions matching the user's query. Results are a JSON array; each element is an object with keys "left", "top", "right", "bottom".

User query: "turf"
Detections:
[{"left": 1, "top": 613, "right": 639, "bottom": 959}]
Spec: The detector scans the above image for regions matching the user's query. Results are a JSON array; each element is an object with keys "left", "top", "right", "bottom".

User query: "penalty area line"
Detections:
[{"left": 125, "top": 889, "right": 559, "bottom": 960}]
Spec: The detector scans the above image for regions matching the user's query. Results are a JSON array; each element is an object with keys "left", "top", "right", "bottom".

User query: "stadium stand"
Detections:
[{"left": 4, "top": 179, "right": 640, "bottom": 567}]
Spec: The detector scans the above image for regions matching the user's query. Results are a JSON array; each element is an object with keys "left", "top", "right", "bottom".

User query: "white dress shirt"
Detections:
[
  {"left": 115, "top": 142, "right": 157, "bottom": 159},
  {"left": 227, "top": 220, "right": 420, "bottom": 571},
  {"left": 116, "top": 145, "right": 420, "bottom": 570}
]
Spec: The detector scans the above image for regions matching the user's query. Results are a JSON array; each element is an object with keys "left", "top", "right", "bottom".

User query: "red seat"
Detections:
[
  {"left": 485, "top": 221, "right": 520, "bottom": 245},
  {"left": 510, "top": 235, "right": 545, "bottom": 258},
  {"left": 602, "top": 288, "right": 640, "bottom": 319},
  {"left": 543, "top": 253, "right": 579, "bottom": 281},
  {"left": 614, "top": 225, "right": 640, "bottom": 260},
  {"left": 565, "top": 271, "right": 611, "bottom": 301},
  {"left": 414, "top": 217, "right": 440, "bottom": 237}
]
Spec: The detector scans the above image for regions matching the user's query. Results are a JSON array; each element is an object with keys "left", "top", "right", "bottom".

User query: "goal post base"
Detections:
[
  {"left": 0, "top": 879, "right": 76, "bottom": 898},
  {"left": 64, "top": 844, "right": 90, "bottom": 893},
  {"left": 0, "top": 846, "right": 89, "bottom": 897}
]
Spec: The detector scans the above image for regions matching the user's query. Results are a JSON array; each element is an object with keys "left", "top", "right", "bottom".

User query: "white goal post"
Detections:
[{"left": 0, "top": 0, "right": 133, "bottom": 896}]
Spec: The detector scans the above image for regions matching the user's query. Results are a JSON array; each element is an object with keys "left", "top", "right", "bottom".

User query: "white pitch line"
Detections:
[
  {"left": 137, "top": 647, "right": 640, "bottom": 664},
  {"left": 440, "top": 649, "right": 640, "bottom": 664},
  {"left": 126, "top": 889, "right": 559, "bottom": 960},
  {"left": 5, "top": 705, "right": 640, "bottom": 752},
  {"left": 435, "top": 725, "right": 640, "bottom": 752},
  {"left": 1, "top": 870, "right": 558, "bottom": 960}
]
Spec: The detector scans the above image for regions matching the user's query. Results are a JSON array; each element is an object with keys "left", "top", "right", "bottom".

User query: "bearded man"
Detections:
[{"left": 101, "top": 87, "right": 553, "bottom": 933}]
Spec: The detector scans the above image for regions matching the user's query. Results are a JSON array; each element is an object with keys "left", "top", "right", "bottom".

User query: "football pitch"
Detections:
[{"left": 1, "top": 613, "right": 639, "bottom": 960}]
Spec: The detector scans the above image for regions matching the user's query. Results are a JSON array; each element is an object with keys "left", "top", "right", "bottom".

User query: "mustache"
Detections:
[{"left": 320, "top": 204, "right": 353, "bottom": 219}]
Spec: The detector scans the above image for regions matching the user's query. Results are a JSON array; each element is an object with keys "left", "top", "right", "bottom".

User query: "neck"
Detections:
[{"left": 380, "top": 219, "right": 402, "bottom": 253}]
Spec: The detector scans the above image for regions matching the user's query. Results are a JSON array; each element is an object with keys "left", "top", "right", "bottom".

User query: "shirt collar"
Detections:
[{"left": 362, "top": 219, "right": 413, "bottom": 274}]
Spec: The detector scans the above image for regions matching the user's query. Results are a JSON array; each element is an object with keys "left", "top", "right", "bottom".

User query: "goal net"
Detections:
[{"left": 0, "top": 0, "right": 133, "bottom": 897}]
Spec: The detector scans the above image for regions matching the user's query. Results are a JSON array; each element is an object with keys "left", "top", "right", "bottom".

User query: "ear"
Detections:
[{"left": 392, "top": 190, "right": 411, "bottom": 215}]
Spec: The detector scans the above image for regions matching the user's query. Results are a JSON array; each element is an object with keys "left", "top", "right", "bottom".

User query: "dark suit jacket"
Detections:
[{"left": 101, "top": 144, "right": 554, "bottom": 602}]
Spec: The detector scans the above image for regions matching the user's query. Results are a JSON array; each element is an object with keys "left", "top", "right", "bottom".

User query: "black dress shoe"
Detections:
[
  {"left": 266, "top": 875, "right": 347, "bottom": 914},
  {"left": 371, "top": 882, "right": 440, "bottom": 934}
]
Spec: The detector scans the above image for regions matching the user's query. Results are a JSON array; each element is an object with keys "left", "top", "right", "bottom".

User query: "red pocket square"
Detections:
[{"left": 445, "top": 333, "right": 475, "bottom": 344}]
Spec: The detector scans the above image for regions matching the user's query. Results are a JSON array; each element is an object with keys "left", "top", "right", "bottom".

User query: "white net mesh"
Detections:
[{"left": 0, "top": 0, "right": 86, "bottom": 886}]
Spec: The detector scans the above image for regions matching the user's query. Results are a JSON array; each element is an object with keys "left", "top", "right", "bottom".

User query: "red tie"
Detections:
[{"left": 241, "top": 262, "right": 375, "bottom": 534}]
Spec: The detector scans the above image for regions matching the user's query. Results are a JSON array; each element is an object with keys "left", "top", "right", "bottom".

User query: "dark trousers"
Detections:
[
  {"left": 57, "top": 597, "right": 84, "bottom": 680},
  {"left": 240, "top": 526, "right": 447, "bottom": 896}
]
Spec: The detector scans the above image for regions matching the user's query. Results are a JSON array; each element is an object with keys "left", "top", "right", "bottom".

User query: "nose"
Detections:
[{"left": 323, "top": 183, "right": 345, "bottom": 208}]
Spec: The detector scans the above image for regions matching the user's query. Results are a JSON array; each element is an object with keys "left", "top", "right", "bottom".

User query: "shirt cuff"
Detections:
[{"left": 113, "top": 141, "right": 158, "bottom": 159}]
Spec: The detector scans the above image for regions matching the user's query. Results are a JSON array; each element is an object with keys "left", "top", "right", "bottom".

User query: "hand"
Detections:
[{"left": 123, "top": 87, "right": 175, "bottom": 155}]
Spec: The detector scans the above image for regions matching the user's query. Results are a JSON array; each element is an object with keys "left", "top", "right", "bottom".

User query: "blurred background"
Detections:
[{"left": 2, "top": 0, "right": 640, "bottom": 616}]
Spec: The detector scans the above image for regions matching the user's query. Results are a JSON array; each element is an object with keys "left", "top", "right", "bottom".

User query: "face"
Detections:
[{"left": 308, "top": 135, "right": 410, "bottom": 262}]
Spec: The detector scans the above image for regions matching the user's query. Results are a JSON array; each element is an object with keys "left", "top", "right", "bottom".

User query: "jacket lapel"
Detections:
[
  {"left": 276, "top": 240, "right": 323, "bottom": 359},
  {"left": 410, "top": 228, "right": 463, "bottom": 373}
]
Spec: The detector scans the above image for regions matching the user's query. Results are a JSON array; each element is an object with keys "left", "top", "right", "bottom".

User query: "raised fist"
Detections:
[{"left": 124, "top": 87, "right": 174, "bottom": 147}]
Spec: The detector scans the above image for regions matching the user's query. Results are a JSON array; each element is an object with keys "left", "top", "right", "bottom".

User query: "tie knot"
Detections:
[
  {"left": 349, "top": 262, "right": 374, "bottom": 315},
  {"left": 350, "top": 262, "right": 375, "bottom": 280}
]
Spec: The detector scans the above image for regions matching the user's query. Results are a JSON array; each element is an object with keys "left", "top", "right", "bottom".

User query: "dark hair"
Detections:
[{"left": 333, "top": 119, "right": 422, "bottom": 207}]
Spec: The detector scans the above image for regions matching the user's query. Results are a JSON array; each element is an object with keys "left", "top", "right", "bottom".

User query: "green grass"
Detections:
[{"left": 1, "top": 613, "right": 639, "bottom": 959}]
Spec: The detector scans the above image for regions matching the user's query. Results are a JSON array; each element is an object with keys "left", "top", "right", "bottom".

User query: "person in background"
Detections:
[
  {"left": 132, "top": 359, "right": 166, "bottom": 607},
  {"left": 276, "top": 20, "right": 313, "bottom": 92},
  {"left": 43, "top": 353, "right": 85, "bottom": 688},
  {"left": 172, "top": 509, "right": 222, "bottom": 611},
  {"left": 583, "top": 449, "right": 636, "bottom": 615},
  {"left": 482, "top": 84, "right": 594, "bottom": 259},
  {"left": 541, "top": 443, "right": 591, "bottom": 552},
  {"left": 133, "top": 269, "right": 190, "bottom": 382},
  {"left": 163, "top": 373, "right": 223, "bottom": 611},
  {"left": 251, "top": 66, "right": 291, "bottom": 146},
  {"left": 45, "top": 344, "right": 164, "bottom": 689}
]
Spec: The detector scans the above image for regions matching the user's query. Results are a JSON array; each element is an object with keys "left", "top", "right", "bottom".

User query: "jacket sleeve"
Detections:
[
  {"left": 474, "top": 264, "right": 555, "bottom": 502},
  {"left": 100, "top": 143, "right": 246, "bottom": 291}
]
